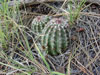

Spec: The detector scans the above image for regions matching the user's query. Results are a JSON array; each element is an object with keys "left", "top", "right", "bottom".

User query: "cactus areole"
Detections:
[{"left": 31, "top": 15, "right": 69, "bottom": 56}]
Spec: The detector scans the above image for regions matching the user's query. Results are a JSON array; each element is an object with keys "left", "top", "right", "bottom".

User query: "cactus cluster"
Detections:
[{"left": 31, "top": 15, "right": 69, "bottom": 56}]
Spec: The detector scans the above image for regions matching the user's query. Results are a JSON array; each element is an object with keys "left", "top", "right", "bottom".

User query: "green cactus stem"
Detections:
[
  {"left": 31, "top": 15, "right": 51, "bottom": 35},
  {"left": 41, "top": 18, "right": 69, "bottom": 56}
]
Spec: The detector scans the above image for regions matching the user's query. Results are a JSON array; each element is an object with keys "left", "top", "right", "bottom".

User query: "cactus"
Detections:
[
  {"left": 31, "top": 15, "right": 51, "bottom": 34},
  {"left": 40, "top": 18, "right": 69, "bottom": 56}
]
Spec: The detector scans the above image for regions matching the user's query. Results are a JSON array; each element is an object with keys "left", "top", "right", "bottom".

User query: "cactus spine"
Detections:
[
  {"left": 31, "top": 15, "right": 51, "bottom": 34},
  {"left": 41, "top": 18, "right": 69, "bottom": 55}
]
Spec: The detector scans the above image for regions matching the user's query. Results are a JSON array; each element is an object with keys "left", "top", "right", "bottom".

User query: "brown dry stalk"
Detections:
[{"left": 1, "top": 0, "right": 100, "bottom": 7}]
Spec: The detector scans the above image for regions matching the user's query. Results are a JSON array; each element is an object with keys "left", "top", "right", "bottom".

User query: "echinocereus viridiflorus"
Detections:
[
  {"left": 31, "top": 15, "right": 51, "bottom": 35},
  {"left": 40, "top": 17, "right": 69, "bottom": 56}
]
